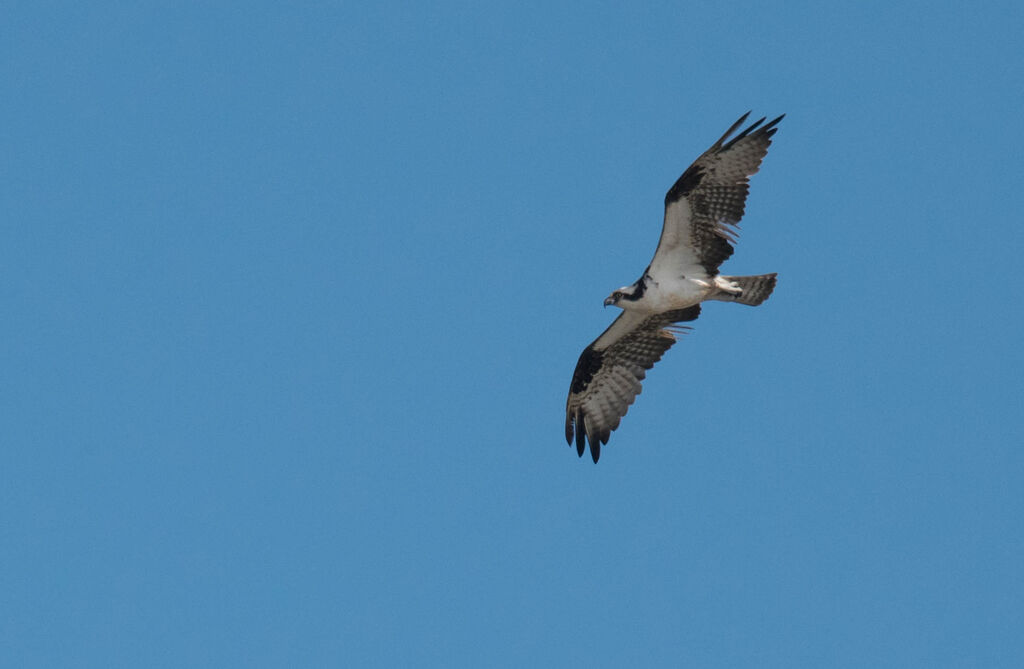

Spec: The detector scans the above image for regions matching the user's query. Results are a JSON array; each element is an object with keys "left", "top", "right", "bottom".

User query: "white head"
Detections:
[{"left": 604, "top": 284, "right": 640, "bottom": 307}]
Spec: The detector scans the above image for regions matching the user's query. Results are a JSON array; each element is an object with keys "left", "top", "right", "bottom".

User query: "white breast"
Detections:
[{"left": 622, "top": 275, "right": 713, "bottom": 313}]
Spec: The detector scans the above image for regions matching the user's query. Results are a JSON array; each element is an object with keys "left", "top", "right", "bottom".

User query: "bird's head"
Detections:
[{"left": 604, "top": 285, "right": 637, "bottom": 308}]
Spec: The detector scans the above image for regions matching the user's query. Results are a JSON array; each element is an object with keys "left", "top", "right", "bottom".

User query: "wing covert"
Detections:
[
  {"left": 652, "top": 112, "right": 783, "bottom": 278},
  {"left": 564, "top": 305, "right": 701, "bottom": 462}
]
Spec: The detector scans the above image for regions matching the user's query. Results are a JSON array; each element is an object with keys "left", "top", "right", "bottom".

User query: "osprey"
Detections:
[{"left": 565, "top": 112, "right": 783, "bottom": 462}]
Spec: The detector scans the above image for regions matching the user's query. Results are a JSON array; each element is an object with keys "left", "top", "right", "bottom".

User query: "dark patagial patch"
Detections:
[
  {"left": 569, "top": 346, "right": 603, "bottom": 395},
  {"left": 665, "top": 165, "right": 704, "bottom": 205}
]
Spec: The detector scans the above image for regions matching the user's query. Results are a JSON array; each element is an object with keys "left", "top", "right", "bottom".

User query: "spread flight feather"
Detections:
[{"left": 565, "top": 112, "right": 783, "bottom": 462}]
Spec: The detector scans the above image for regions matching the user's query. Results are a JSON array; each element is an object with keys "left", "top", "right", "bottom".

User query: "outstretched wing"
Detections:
[
  {"left": 565, "top": 304, "right": 701, "bottom": 462},
  {"left": 650, "top": 112, "right": 783, "bottom": 280}
]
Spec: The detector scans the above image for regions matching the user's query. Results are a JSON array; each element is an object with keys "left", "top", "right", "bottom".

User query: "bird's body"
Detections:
[
  {"left": 611, "top": 272, "right": 748, "bottom": 314},
  {"left": 565, "top": 112, "right": 783, "bottom": 462}
]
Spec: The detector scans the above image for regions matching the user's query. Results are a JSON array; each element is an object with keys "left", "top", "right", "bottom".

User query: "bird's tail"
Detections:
[{"left": 712, "top": 273, "right": 777, "bottom": 306}]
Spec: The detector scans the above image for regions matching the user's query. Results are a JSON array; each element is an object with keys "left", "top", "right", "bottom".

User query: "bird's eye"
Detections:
[{"left": 614, "top": 292, "right": 622, "bottom": 299}]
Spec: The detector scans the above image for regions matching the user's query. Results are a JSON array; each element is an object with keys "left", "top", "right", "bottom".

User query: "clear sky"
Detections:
[{"left": 3, "top": 2, "right": 1023, "bottom": 667}]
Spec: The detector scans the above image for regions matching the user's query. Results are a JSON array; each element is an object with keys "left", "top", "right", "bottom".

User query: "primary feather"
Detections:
[{"left": 565, "top": 112, "right": 783, "bottom": 462}]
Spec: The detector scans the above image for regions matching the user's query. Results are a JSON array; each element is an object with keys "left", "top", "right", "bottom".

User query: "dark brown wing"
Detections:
[
  {"left": 652, "top": 112, "right": 783, "bottom": 280},
  {"left": 564, "top": 305, "right": 701, "bottom": 462}
]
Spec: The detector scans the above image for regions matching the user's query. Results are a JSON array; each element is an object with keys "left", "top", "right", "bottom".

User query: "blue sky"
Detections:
[{"left": 3, "top": 2, "right": 1023, "bottom": 666}]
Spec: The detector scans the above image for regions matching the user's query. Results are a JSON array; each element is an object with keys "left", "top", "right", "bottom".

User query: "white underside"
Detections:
[{"left": 618, "top": 274, "right": 740, "bottom": 314}]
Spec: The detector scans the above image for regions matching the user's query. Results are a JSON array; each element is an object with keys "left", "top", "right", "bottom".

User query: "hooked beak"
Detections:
[{"left": 603, "top": 296, "right": 615, "bottom": 307}]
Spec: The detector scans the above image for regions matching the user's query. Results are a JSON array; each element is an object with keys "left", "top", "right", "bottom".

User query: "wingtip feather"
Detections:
[{"left": 575, "top": 413, "right": 586, "bottom": 457}]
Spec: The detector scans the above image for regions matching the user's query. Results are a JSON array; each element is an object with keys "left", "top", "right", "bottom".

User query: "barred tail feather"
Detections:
[{"left": 716, "top": 273, "right": 777, "bottom": 306}]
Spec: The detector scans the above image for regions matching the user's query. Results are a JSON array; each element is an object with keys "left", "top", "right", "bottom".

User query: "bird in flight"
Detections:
[{"left": 565, "top": 112, "right": 783, "bottom": 462}]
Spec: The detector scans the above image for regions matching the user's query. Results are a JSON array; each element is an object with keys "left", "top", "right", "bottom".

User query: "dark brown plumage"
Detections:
[{"left": 564, "top": 112, "right": 783, "bottom": 462}]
